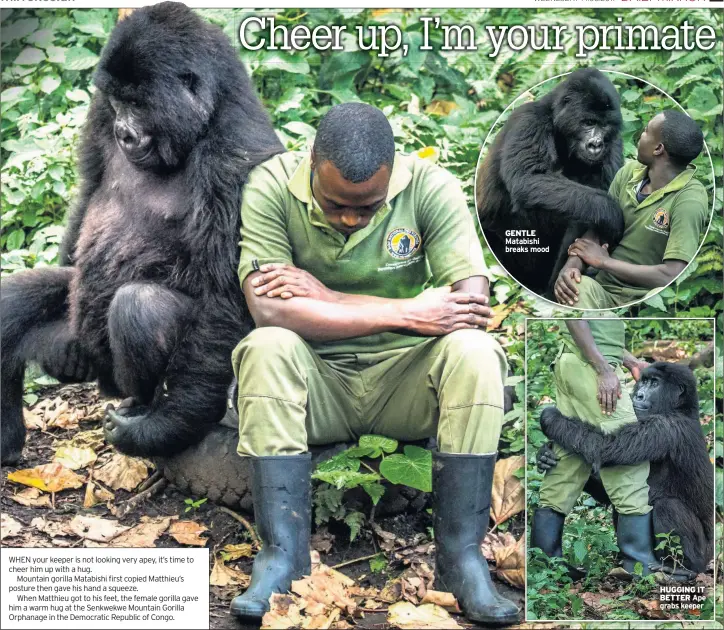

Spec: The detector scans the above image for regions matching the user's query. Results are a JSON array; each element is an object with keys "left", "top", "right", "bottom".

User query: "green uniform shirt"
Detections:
[
  {"left": 238, "top": 151, "right": 488, "bottom": 356},
  {"left": 593, "top": 160, "right": 709, "bottom": 300},
  {"left": 561, "top": 318, "right": 625, "bottom": 365}
]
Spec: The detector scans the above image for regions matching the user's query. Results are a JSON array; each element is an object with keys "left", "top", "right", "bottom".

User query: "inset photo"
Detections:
[
  {"left": 475, "top": 69, "right": 716, "bottom": 310},
  {"left": 525, "top": 318, "right": 715, "bottom": 622}
]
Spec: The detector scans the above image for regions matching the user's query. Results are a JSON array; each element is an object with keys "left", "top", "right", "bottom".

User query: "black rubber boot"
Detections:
[
  {"left": 432, "top": 452, "right": 519, "bottom": 625},
  {"left": 530, "top": 507, "right": 586, "bottom": 581},
  {"left": 616, "top": 512, "right": 660, "bottom": 576},
  {"left": 230, "top": 454, "right": 312, "bottom": 620}
]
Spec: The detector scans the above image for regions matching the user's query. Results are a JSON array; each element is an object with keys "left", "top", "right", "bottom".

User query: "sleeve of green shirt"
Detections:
[
  {"left": 663, "top": 185, "right": 709, "bottom": 263},
  {"left": 417, "top": 162, "right": 489, "bottom": 286},
  {"left": 237, "top": 160, "right": 294, "bottom": 289}
]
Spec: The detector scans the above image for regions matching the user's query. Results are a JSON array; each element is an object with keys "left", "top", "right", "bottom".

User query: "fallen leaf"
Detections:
[
  {"left": 110, "top": 516, "right": 172, "bottom": 547},
  {"left": 83, "top": 480, "right": 114, "bottom": 508},
  {"left": 54, "top": 428, "right": 105, "bottom": 451},
  {"left": 311, "top": 529, "right": 335, "bottom": 554},
  {"left": 291, "top": 567, "right": 356, "bottom": 615},
  {"left": 45, "top": 398, "right": 80, "bottom": 429},
  {"left": 219, "top": 543, "right": 254, "bottom": 562},
  {"left": 262, "top": 593, "right": 305, "bottom": 629},
  {"left": 54, "top": 445, "right": 97, "bottom": 470},
  {"left": 490, "top": 455, "right": 525, "bottom": 525},
  {"left": 482, "top": 531, "right": 517, "bottom": 562},
  {"left": 23, "top": 408, "right": 44, "bottom": 430},
  {"left": 31, "top": 517, "right": 71, "bottom": 538},
  {"left": 387, "top": 601, "right": 462, "bottom": 629},
  {"left": 169, "top": 520, "right": 209, "bottom": 546},
  {"left": 68, "top": 515, "right": 129, "bottom": 543},
  {"left": 210, "top": 557, "right": 250, "bottom": 587},
  {"left": 488, "top": 302, "right": 516, "bottom": 331},
  {"left": 420, "top": 590, "right": 460, "bottom": 612},
  {"left": 95, "top": 453, "right": 149, "bottom": 491},
  {"left": 1, "top": 514, "right": 23, "bottom": 539},
  {"left": 8, "top": 462, "right": 84, "bottom": 493},
  {"left": 493, "top": 535, "right": 525, "bottom": 589},
  {"left": 10, "top": 487, "right": 52, "bottom": 508}
]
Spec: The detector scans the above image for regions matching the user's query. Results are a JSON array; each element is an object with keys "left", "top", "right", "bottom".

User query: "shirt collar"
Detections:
[{"left": 629, "top": 162, "right": 697, "bottom": 208}]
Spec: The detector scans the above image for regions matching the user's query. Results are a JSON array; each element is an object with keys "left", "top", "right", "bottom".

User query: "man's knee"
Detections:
[
  {"left": 232, "top": 327, "right": 308, "bottom": 371},
  {"left": 575, "top": 276, "right": 610, "bottom": 310},
  {"left": 437, "top": 329, "right": 507, "bottom": 376}
]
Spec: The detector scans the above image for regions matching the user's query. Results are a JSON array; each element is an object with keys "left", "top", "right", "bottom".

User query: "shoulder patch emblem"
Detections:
[
  {"left": 652, "top": 208, "right": 670, "bottom": 230},
  {"left": 386, "top": 228, "right": 421, "bottom": 259}
]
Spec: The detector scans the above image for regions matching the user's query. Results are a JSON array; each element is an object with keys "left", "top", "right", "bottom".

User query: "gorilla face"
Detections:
[
  {"left": 551, "top": 68, "right": 623, "bottom": 166},
  {"left": 632, "top": 362, "right": 699, "bottom": 418},
  {"left": 94, "top": 4, "right": 218, "bottom": 172}
]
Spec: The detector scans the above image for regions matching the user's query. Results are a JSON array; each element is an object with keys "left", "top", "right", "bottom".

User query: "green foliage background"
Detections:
[{"left": 1, "top": 7, "right": 722, "bottom": 621}]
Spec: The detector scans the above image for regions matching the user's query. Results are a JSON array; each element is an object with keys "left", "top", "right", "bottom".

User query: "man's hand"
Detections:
[
  {"left": 596, "top": 367, "right": 621, "bottom": 415},
  {"left": 402, "top": 286, "right": 492, "bottom": 336},
  {"left": 251, "top": 263, "right": 334, "bottom": 300},
  {"left": 554, "top": 266, "right": 582, "bottom": 306},
  {"left": 568, "top": 238, "right": 611, "bottom": 270}
]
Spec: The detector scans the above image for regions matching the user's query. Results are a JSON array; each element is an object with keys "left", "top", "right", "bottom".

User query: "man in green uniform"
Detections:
[
  {"left": 530, "top": 319, "right": 661, "bottom": 576},
  {"left": 554, "top": 110, "right": 708, "bottom": 309},
  {"left": 229, "top": 103, "right": 518, "bottom": 624}
]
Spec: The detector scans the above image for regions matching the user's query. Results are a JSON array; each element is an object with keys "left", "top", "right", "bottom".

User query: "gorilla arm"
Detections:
[
  {"left": 59, "top": 97, "right": 113, "bottom": 265},
  {"left": 539, "top": 406, "right": 680, "bottom": 469},
  {"left": 499, "top": 106, "right": 624, "bottom": 246}
]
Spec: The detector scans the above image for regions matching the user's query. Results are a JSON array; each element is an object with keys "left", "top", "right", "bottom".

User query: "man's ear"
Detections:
[
  {"left": 310, "top": 149, "right": 316, "bottom": 171},
  {"left": 653, "top": 142, "right": 665, "bottom": 157}
]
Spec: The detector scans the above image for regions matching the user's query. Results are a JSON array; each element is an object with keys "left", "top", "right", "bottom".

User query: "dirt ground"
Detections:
[{"left": 1, "top": 382, "right": 525, "bottom": 630}]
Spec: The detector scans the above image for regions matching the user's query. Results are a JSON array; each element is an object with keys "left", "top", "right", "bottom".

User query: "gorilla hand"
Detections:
[
  {"left": 42, "top": 335, "right": 96, "bottom": 383},
  {"left": 104, "top": 400, "right": 151, "bottom": 456},
  {"left": 539, "top": 405, "right": 559, "bottom": 437},
  {"left": 537, "top": 441, "right": 559, "bottom": 472}
]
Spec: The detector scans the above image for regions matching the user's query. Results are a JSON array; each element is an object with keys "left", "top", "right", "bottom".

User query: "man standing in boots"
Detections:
[
  {"left": 531, "top": 319, "right": 658, "bottom": 576},
  {"left": 228, "top": 103, "right": 518, "bottom": 624}
]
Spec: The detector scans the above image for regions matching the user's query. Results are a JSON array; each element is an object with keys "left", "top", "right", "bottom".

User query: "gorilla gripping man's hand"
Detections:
[
  {"left": 596, "top": 366, "right": 621, "bottom": 415},
  {"left": 251, "top": 263, "right": 334, "bottom": 301},
  {"left": 401, "top": 286, "right": 492, "bottom": 336},
  {"left": 536, "top": 441, "right": 559, "bottom": 473},
  {"left": 568, "top": 238, "right": 610, "bottom": 270}
]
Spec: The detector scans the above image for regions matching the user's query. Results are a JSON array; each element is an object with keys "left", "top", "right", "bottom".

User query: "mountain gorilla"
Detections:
[
  {"left": 539, "top": 362, "right": 714, "bottom": 574},
  {"left": 1, "top": 2, "right": 284, "bottom": 464},
  {"left": 476, "top": 68, "right": 625, "bottom": 295}
]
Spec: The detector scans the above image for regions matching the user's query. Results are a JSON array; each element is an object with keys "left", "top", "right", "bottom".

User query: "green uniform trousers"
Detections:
[
  {"left": 538, "top": 352, "right": 651, "bottom": 516},
  {"left": 231, "top": 327, "right": 508, "bottom": 457},
  {"left": 574, "top": 275, "right": 662, "bottom": 310}
]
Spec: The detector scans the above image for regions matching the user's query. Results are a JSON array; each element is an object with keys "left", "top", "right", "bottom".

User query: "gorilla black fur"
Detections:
[
  {"left": 476, "top": 67, "right": 625, "bottom": 295},
  {"left": 540, "top": 362, "right": 714, "bottom": 574},
  {"left": 1, "top": 2, "right": 284, "bottom": 463}
]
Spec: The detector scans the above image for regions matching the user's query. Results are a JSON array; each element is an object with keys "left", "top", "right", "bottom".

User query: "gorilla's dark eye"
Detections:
[{"left": 180, "top": 73, "right": 198, "bottom": 94}]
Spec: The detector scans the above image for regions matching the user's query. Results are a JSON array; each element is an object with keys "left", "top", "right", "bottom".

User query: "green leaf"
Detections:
[
  {"left": 359, "top": 434, "right": 398, "bottom": 458},
  {"left": 65, "top": 89, "right": 90, "bottom": 102},
  {"left": 64, "top": 47, "right": 99, "bottom": 71},
  {"left": 689, "top": 86, "right": 718, "bottom": 114},
  {"left": 573, "top": 539, "right": 587, "bottom": 563},
  {"left": 369, "top": 553, "right": 387, "bottom": 573},
  {"left": 26, "top": 29, "right": 56, "bottom": 48},
  {"left": 46, "top": 46, "right": 67, "bottom": 64},
  {"left": 4, "top": 189, "right": 26, "bottom": 205},
  {"left": 15, "top": 47, "right": 46, "bottom": 65},
  {"left": 312, "top": 469, "right": 380, "bottom": 490},
  {"left": 362, "top": 482, "right": 385, "bottom": 506},
  {"left": 282, "top": 121, "right": 316, "bottom": 140},
  {"left": 260, "top": 51, "right": 310, "bottom": 75},
  {"left": 39, "top": 76, "right": 61, "bottom": 95},
  {"left": 4, "top": 18, "right": 40, "bottom": 43},
  {"left": 344, "top": 511, "right": 365, "bottom": 541},
  {"left": 6, "top": 229, "right": 26, "bottom": 251},
  {"left": 379, "top": 445, "right": 431, "bottom": 493}
]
